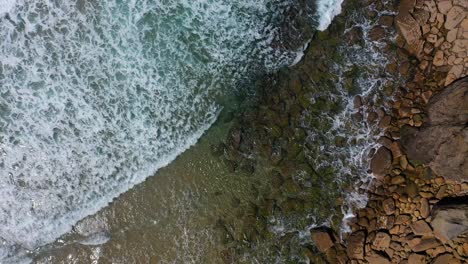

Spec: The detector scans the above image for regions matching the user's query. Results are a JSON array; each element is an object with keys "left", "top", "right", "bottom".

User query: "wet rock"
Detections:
[
  {"left": 379, "top": 15, "right": 394, "bottom": 27},
  {"left": 431, "top": 197, "right": 468, "bottom": 242},
  {"left": 370, "top": 147, "right": 393, "bottom": 179},
  {"left": 344, "top": 26, "right": 364, "bottom": 46},
  {"left": 369, "top": 26, "right": 386, "bottom": 41},
  {"left": 346, "top": 230, "right": 366, "bottom": 260},
  {"left": 310, "top": 227, "right": 335, "bottom": 253}
]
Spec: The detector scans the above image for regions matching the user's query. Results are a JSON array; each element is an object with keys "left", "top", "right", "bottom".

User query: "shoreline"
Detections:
[
  {"left": 312, "top": 0, "right": 468, "bottom": 262},
  {"left": 20, "top": 0, "right": 467, "bottom": 262}
]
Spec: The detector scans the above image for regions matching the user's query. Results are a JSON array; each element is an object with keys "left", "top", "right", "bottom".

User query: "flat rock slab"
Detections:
[{"left": 431, "top": 197, "right": 468, "bottom": 242}]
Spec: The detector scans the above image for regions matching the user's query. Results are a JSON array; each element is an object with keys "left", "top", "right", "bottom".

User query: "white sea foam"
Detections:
[
  {"left": 0, "top": 0, "right": 16, "bottom": 15},
  {"left": 316, "top": 0, "right": 344, "bottom": 31},
  {"left": 0, "top": 0, "right": 303, "bottom": 254}
]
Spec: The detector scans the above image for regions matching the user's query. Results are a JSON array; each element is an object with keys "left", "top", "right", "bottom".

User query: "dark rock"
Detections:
[
  {"left": 344, "top": 26, "right": 364, "bottom": 46},
  {"left": 346, "top": 230, "right": 366, "bottom": 260},
  {"left": 369, "top": 26, "right": 386, "bottom": 41},
  {"left": 431, "top": 197, "right": 468, "bottom": 242},
  {"left": 370, "top": 147, "right": 393, "bottom": 179},
  {"left": 382, "top": 198, "right": 395, "bottom": 215},
  {"left": 379, "top": 15, "right": 394, "bottom": 27}
]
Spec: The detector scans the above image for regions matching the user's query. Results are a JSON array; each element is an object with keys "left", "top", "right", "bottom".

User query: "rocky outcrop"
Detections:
[
  {"left": 431, "top": 197, "right": 468, "bottom": 242},
  {"left": 395, "top": 0, "right": 467, "bottom": 86},
  {"left": 401, "top": 77, "right": 468, "bottom": 183}
]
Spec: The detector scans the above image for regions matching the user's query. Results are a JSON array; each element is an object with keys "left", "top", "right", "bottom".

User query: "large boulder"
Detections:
[
  {"left": 370, "top": 147, "right": 393, "bottom": 179},
  {"left": 431, "top": 197, "right": 468, "bottom": 242},
  {"left": 346, "top": 230, "right": 366, "bottom": 260},
  {"left": 401, "top": 77, "right": 468, "bottom": 182},
  {"left": 426, "top": 78, "right": 468, "bottom": 125},
  {"left": 310, "top": 227, "right": 335, "bottom": 253}
]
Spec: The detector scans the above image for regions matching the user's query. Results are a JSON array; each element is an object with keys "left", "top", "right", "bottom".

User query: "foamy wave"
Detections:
[
  {"left": 0, "top": 0, "right": 16, "bottom": 15},
  {"left": 316, "top": 0, "right": 344, "bottom": 31},
  {"left": 0, "top": 0, "right": 302, "bottom": 252}
]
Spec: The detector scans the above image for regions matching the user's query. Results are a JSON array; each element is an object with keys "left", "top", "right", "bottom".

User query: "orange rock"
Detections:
[
  {"left": 411, "top": 237, "right": 440, "bottom": 252},
  {"left": 311, "top": 229, "right": 334, "bottom": 253},
  {"left": 407, "top": 253, "right": 426, "bottom": 264},
  {"left": 410, "top": 220, "right": 433, "bottom": 235},
  {"left": 445, "top": 6, "right": 466, "bottom": 29},
  {"left": 432, "top": 253, "right": 460, "bottom": 264}
]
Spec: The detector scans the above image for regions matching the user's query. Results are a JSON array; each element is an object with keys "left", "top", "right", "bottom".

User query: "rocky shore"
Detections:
[
  {"left": 218, "top": 0, "right": 468, "bottom": 262},
  {"left": 311, "top": 0, "right": 468, "bottom": 263}
]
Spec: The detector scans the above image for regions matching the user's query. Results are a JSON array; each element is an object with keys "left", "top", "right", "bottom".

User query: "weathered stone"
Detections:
[
  {"left": 346, "top": 231, "right": 366, "bottom": 260},
  {"left": 447, "top": 28, "right": 458, "bottom": 42},
  {"left": 407, "top": 253, "right": 426, "bottom": 264},
  {"left": 420, "top": 198, "right": 430, "bottom": 218},
  {"left": 370, "top": 147, "right": 392, "bottom": 179},
  {"left": 400, "top": 78, "right": 468, "bottom": 183},
  {"left": 383, "top": 198, "right": 395, "bottom": 215},
  {"left": 396, "top": 12, "right": 423, "bottom": 56},
  {"left": 311, "top": 228, "right": 335, "bottom": 253},
  {"left": 431, "top": 197, "right": 468, "bottom": 242},
  {"left": 437, "top": 0, "right": 453, "bottom": 14},
  {"left": 365, "top": 251, "right": 390, "bottom": 264},
  {"left": 395, "top": 214, "right": 411, "bottom": 224},
  {"left": 410, "top": 220, "right": 432, "bottom": 235},
  {"left": 445, "top": 6, "right": 466, "bottom": 29},
  {"left": 432, "top": 253, "right": 461, "bottom": 264},
  {"left": 372, "top": 232, "right": 391, "bottom": 250},
  {"left": 427, "top": 77, "right": 468, "bottom": 125},
  {"left": 410, "top": 237, "right": 440, "bottom": 252},
  {"left": 391, "top": 175, "right": 405, "bottom": 185},
  {"left": 445, "top": 65, "right": 464, "bottom": 86},
  {"left": 432, "top": 50, "right": 444, "bottom": 66},
  {"left": 413, "top": 9, "right": 430, "bottom": 25}
]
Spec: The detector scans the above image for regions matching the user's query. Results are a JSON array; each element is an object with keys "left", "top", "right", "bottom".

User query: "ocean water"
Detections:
[{"left": 0, "top": 0, "right": 344, "bottom": 260}]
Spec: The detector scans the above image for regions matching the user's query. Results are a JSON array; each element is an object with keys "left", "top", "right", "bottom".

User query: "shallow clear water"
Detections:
[{"left": 0, "top": 0, "right": 359, "bottom": 260}]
